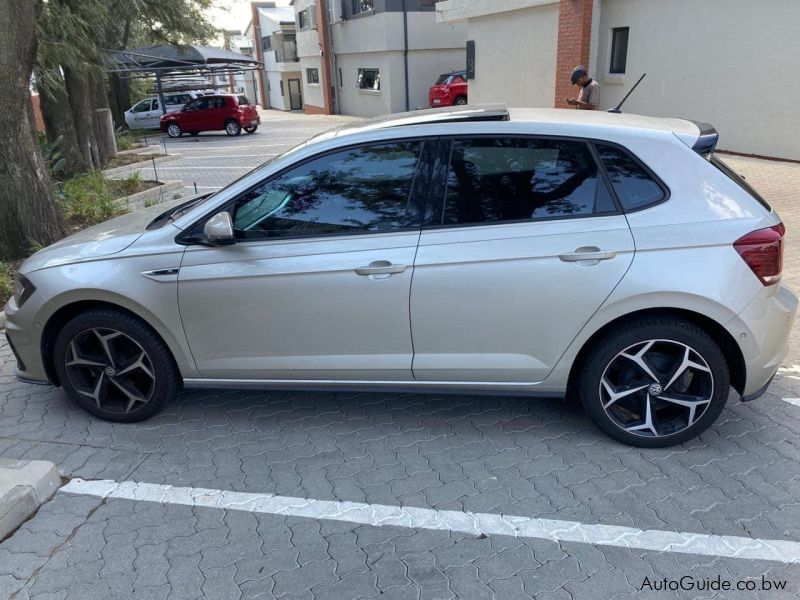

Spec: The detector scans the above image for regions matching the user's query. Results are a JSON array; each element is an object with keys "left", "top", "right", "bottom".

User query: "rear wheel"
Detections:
[
  {"left": 166, "top": 122, "right": 182, "bottom": 138},
  {"left": 454, "top": 96, "right": 468, "bottom": 106},
  {"left": 225, "top": 119, "right": 242, "bottom": 136},
  {"left": 577, "top": 318, "right": 730, "bottom": 447},
  {"left": 244, "top": 125, "right": 258, "bottom": 134},
  {"left": 53, "top": 309, "right": 179, "bottom": 422}
]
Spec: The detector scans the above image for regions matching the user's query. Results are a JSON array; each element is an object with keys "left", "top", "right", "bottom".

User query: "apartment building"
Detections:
[
  {"left": 437, "top": 0, "right": 800, "bottom": 160},
  {"left": 246, "top": 2, "right": 303, "bottom": 111},
  {"left": 292, "top": 0, "right": 467, "bottom": 117}
]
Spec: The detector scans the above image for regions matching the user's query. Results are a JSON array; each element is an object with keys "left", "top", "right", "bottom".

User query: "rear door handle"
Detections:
[
  {"left": 559, "top": 247, "right": 617, "bottom": 263},
  {"left": 355, "top": 261, "right": 408, "bottom": 276}
]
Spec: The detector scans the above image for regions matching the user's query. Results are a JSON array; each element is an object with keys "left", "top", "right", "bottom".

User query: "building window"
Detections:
[
  {"left": 609, "top": 27, "right": 629, "bottom": 74},
  {"left": 338, "top": 67, "right": 343, "bottom": 87},
  {"left": 280, "top": 80, "right": 284, "bottom": 96},
  {"left": 298, "top": 8, "right": 311, "bottom": 29},
  {"left": 351, "top": 0, "right": 373, "bottom": 15},
  {"left": 356, "top": 68, "right": 380, "bottom": 91},
  {"left": 261, "top": 36, "right": 272, "bottom": 51},
  {"left": 306, "top": 68, "right": 320, "bottom": 85},
  {"left": 421, "top": 0, "right": 440, "bottom": 7}
]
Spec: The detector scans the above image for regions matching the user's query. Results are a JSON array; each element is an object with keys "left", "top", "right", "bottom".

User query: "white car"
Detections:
[
  {"left": 124, "top": 92, "right": 201, "bottom": 129},
  {"left": 4, "top": 105, "right": 796, "bottom": 447}
]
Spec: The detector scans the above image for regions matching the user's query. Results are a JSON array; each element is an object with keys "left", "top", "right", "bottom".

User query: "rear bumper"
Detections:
[{"left": 727, "top": 282, "right": 797, "bottom": 398}]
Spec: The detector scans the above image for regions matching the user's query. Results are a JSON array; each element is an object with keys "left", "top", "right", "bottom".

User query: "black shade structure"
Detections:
[{"left": 107, "top": 44, "right": 263, "bottom": 115}]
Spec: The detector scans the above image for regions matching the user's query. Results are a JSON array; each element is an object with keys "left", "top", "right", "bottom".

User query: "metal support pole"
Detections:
[{"left": 156, "top": 72, "right": 167, "bottom": 116}]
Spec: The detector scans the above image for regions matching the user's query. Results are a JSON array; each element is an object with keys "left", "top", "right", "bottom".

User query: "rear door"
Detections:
[{"left": 410, "top": 136, "right": 635, "bottom": 383}]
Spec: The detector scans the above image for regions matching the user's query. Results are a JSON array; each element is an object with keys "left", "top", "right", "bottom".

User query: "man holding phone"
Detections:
[{"left": 565, "top": 65, "right": 599, "bottom": 110}]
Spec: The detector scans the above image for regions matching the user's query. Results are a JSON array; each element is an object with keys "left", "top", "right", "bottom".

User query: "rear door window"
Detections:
[
  {"left": 595, "top": 143, "right": 666, "bottom": 211},
  {"left": 437, "top": 137, "right": 616, "bottom": 227}
]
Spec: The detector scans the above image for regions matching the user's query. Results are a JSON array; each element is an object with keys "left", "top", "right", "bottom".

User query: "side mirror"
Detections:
[{"left": 203, "top": 211, "right": 235, "bottom": 246}]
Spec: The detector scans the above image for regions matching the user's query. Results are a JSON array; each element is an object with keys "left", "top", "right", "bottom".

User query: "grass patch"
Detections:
[
  {"left": 0, "top": 261, "right": 14, "bottom": 307},
  {"left": 115, "top": 127, "right": 153, "bottom": 152}
]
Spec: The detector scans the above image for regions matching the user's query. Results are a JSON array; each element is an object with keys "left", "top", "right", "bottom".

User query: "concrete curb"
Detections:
[
  {"left": 0, "top": 310, "right": 5, "bottom": 331},
  {"left": 116, "top": 144, "right": 163, "bottom": 157},
  {"left": 0, "top": 459, "right": 60, "bottom": 541},
  {"left": 103, "top": 153, "right": 181, "bottom": 177},
  {"left": 118, "top": 179, "right": 183, "bottom": 210}
]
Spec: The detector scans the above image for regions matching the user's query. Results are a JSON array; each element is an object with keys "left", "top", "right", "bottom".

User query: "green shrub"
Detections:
[
  {"left": 60, "top": 171, "right": 127, "bottom": 227},
  {"left": 0, "top": 262, "right": 13, "bottom": 304}
]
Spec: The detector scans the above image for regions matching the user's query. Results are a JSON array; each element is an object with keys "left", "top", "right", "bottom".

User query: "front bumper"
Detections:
[
  {"left": 727, "top": 282, "right": 797, "bottom": 398},
  {"left": 3, "top": 294, "right": 50, "bottom": 385}
]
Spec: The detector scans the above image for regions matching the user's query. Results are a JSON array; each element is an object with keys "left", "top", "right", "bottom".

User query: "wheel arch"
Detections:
[
  {"left": 40, "top": 298, "right": 192, "bottom": 386},
  {"left": 565, "top": 307, "right": 746, "bottom": 398}
]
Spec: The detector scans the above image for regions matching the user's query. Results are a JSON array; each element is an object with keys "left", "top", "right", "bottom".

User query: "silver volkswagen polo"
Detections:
[{"left": 4, "top": 106, "right": 796, "bottom": 447}]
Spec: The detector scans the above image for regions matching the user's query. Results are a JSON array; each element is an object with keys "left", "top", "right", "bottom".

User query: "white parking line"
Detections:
[
  {"left": 61, "top": 478, "right": 800, "bottom": 564},
  {"left": 782, "top": 398, "right": 800, "bottom": 407}
]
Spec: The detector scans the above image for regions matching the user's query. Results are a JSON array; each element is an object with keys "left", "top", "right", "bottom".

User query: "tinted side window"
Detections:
[
  {"left": 595, "top": 143, "right": 665, "bottom": 210},
  {"left": 441, "top": 138, "right": 615, "bottom": 226},
  {"left": 187, "top": 98, "right": 208, "bottom": 111},
  {"left": 237, "top": 95, "right": 250, "bottom": 105},
  {"left": 233, "top": 142, "right": 425, "bottom": 240},
  {"left": 132, "top": 100, "right": 151, "bottom": 112}
]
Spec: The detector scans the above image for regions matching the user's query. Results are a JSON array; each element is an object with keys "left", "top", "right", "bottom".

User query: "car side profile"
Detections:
[
  {"left": 4, "top": 105, "right": 796, "bottom": 447},
  {"left": 124, "top": 92, "right": 201, "bottom": 129},
  {"left": 428, "top": 71, "right": 468, "bottom": 107},
  {"left": 160, "top": 94, "right": 260, "bottom": 137}
]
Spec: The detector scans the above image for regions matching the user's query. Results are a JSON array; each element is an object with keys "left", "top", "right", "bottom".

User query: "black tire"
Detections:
[
  {"left": 53, "top": 309, "right": 179, "bottom": 422},
  {"left": 166, "top": 121, "right": 182, "bottom": 138},
  {"left": 577, "top": 318, "right": 730, "bottom": 448},
  {"left": 244, "top": 125, "right": 258, "bottom": 134},
  {"left": 454, "top": 96, "right": 468, "bottom": 106},
  {"left": 189, "top": 132, "right": 199, "bottom": 137},
  {"left": 225, "top": 119, "right": 242, "bottom": 136}
]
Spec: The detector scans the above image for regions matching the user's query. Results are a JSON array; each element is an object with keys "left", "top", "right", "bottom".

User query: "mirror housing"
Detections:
[{"left": 203, "top": 211, "right": 235, "bottom": 246}]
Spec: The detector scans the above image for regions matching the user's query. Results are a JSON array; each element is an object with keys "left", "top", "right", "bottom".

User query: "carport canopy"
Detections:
[{"left": 107, "top": 44, "right": 263, "bottom": 115}]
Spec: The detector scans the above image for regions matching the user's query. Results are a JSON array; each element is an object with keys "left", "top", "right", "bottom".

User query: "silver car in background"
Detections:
[
  {"left": 4, "top": 106, "right": 796, "bottom": 447},
  {"left": 124, "top": 91, "right": 201, "bottom": 129}
]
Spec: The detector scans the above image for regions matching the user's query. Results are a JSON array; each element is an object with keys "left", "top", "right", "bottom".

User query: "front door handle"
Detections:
[
  {"left": 559, "top": 247, "right": 617, "bottom": 263},
  {"left": 355, "top": 261, "right": 408, "bottom": 276}
]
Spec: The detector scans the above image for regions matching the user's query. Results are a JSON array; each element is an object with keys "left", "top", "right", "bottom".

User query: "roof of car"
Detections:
[{"left": 319, "top": 104, "right": 703, "bottom": 147}]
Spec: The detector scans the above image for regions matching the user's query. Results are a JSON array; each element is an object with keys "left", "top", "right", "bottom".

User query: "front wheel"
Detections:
[
  {"left": 454, "top": 96, "right": 468, "bottom": 106},
  {"left": 225, "top": 119, "right": 242, "bottom": 136},
  {"left": 53, "top": 309, "right": 180, "bottom": 422},
  {"left": 166, "top": 122, "right": 182, "bottom": 138},
  {"left": 577, "top": 318, "right": 730, "bottom": 447},
  {"left": 244, "top": 125, "right": 258, "bottom": 134}
]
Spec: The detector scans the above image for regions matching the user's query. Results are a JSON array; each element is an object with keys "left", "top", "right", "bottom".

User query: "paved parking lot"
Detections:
[{"left": 2, "top": 115, "right": 800, "bottom": 599}]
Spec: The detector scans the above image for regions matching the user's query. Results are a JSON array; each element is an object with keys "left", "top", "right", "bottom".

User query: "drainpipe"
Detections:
[
  {"left": 326, "top": 0, "right": 339, "bottom": 114},
  {"left": 402, "top": 0, "right": 409, "bottom": 111}
]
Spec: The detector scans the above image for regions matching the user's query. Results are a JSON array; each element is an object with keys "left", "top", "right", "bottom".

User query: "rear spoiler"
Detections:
[{"left": 690, "top": 121, "right": 719, "bottom": 156}]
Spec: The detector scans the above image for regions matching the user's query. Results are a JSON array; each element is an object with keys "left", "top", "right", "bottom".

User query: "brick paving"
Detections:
[{"left": 2, "top": 123, "right": 800, "bottom": 599}]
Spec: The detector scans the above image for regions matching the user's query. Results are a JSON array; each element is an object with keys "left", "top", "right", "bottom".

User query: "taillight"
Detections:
[{"left": 733, "top": 223, "right": 784, "bottom": 285}]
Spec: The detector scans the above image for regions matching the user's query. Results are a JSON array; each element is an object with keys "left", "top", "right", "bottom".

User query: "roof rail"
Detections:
[{"left": 335, "top": 104, "right": 510, "bottom": 136}]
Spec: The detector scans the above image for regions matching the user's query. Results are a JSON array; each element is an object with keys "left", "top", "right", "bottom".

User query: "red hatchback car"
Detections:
[
  {"left": 428, "top": 71, "right": 468, "bottom": 107},
  {"left": 160, "top": 94, "right": 260, "bottom": 138}
]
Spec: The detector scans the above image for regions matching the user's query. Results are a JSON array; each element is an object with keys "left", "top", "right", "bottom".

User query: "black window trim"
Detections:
[
  {"left": 591, "top": 139, "right": 670, "bottom": 214},
  {"left": 422, "top": 133, "right": 635, "bottom": 232},
  {"left": 176, "top": 136, "right": 440, "bottom": 246}
]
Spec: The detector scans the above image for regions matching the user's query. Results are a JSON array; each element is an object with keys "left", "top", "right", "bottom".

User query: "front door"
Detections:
[
  {"left": 178, "top": 139, "right": 433, "bottom": 381},
  {"left": 410, "top": 136, "right": 635, "bottom": 383},
  {"left": 288, "top": 79, "right": 303, "bottom": 111}
]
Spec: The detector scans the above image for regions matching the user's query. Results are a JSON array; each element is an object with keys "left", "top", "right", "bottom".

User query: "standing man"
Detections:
[{"left": 565, "top": 65, "right": 599, "bottom": 110}]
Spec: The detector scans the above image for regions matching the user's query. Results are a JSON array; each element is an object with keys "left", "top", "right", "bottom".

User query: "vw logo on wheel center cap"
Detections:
[
  {"left": 104, "top": 366, "right": 116, "bottom": 377},
  {"left": 648, "top": 383, "right": 663, "bottom": 395}
]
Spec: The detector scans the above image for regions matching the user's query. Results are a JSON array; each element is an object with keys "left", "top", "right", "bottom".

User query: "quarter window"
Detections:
[
  {"left": 232, "top": 141, "right": 425, "bottom": 240},
  {"left": 595, "top": 143, "right": 665, "bottom": 210},
  {"left": 440, "top": 138, "right": 615, "bottom": 226},
  {"left": 610, "top": 27, "right": 629, "bottom": 74}
]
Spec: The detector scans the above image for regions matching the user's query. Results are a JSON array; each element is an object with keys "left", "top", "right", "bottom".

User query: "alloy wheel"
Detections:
[
  {"left": 226, "top": 121, "right": 240, "bottom": 135},
  {"left": 599, "top": 339, "right": 714, "bottom": 438},
  {"left": 167, "top": 123, "right": 181, "bottom": 137},
  {"left": 64, "top": 327, "right": 156, "bottom": 415}
]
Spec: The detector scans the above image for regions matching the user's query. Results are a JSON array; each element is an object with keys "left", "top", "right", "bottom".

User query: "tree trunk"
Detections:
[
  {"left": 36, "top": 68, "right": 91, "bottom": 177},
  {"left": 0, "top": 0, "right": 64, "bottom": 259},
  {"left": 64, "top": 66, "right": 101, "bottom": 170},
  {"left": 90, "top": 70, "right": 115, "bottom": 164},
  {"left": 109, "top": 73, "right": 130, "bottom": 127}
]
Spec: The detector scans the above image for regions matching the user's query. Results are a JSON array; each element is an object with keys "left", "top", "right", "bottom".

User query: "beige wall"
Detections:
[
  {"left": 596, "top": 0, "right": 800, "bottom": 160},
  {"left": 294, "top": 0, "right": 325, "bottom": 109},
  {"left": 466, "top": 3, "right": 558, "bottom": 108}
]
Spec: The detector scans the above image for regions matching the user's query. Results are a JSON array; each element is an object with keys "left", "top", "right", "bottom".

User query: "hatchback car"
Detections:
[
  {"left": 124, "top": 92, "right": 201, "bottom": 129},
  {"left": 5, "top": 105, "right": 796, "bottom": 447},
  {"left": 429, "top": 71, "right": 468, "bottom": 107},
  {"left": 160, "top": 94, "right": 260, "bottom": 137}
]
